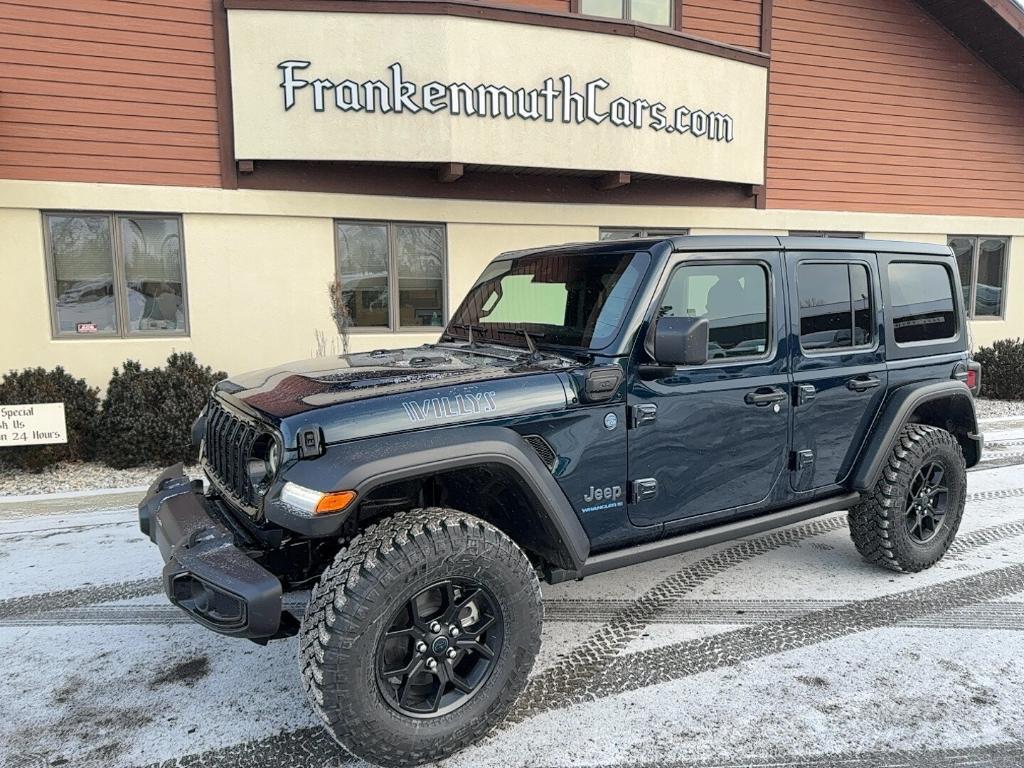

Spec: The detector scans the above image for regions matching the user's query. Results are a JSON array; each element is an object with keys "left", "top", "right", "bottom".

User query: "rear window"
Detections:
[{"left": 888, "top": 262, "right": 958, "bottom": 344}]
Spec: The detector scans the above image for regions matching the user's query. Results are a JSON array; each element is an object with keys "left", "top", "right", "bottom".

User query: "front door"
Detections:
[
  {"left": 788, "top": 253, "right": 888, "bottom": 491},
  {"left": 626, "top": 252, "right": 791, "bottom": 529}
]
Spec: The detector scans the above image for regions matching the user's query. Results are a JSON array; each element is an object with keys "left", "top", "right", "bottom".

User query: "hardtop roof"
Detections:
[{"left": 499, "top": 235, "right": 953, "bottom": 260}]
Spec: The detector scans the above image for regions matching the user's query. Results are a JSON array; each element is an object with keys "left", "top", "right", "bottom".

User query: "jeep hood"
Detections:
[{"left": 214, "top": 345, "right": 577, "bottom": 442}]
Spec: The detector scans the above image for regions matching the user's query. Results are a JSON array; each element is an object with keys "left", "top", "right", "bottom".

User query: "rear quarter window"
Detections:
[{"left": 887, "top": 262, "right": 958, "bottom": 344}]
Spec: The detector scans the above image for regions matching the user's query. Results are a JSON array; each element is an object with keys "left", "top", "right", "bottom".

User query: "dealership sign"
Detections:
[
  {"left": 228, "top": 11, "right": 768, "bottom": 184},
  {"left": 277, "top": 61, "right": 736, "bottom": 143}
]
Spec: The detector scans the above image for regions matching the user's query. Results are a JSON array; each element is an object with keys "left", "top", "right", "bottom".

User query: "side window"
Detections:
[
  {"left": 797, "top": 262, "right": 873, "bottom": 351},
  {"left": 888, "top": 262, "right": 958, "bottom": 344},
  {"left": 661, "top": 263, "right": 769, "bottom": 360}
]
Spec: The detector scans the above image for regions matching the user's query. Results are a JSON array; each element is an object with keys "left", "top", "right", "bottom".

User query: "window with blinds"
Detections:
[{"left": 44, "top": 213, "right": 187, "bottom": 337}]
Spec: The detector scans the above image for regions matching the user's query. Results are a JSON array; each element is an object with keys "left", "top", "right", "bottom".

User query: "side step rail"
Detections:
[{"left": 549, "top": 492, "right": 861, "bottom": 583}]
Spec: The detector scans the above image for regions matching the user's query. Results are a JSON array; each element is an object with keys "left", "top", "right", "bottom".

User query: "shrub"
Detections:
[
  {"left": 97, "top": 353, "right": 226, "bottom": 469},
  {"left": 0, "top": 367, "right": 100, "bottom": 472},
  {"left": 974, "top": 338, "right": 1024, "bottom": 401}
]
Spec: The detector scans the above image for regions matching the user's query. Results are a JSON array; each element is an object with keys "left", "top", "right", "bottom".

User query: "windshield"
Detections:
[{"left": 445, "top": 250, "right": 651, "bottom": 351}]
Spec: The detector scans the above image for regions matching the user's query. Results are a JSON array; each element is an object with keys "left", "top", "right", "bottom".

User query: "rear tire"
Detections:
[
  {"left": 300, "top": 508, "right": 542, "bottom": 767},
  {"left": 848, "top": 423, "right": 966, "bottom": 573}
]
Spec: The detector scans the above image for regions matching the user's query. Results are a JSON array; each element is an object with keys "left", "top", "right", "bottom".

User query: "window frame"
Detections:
[
  {"left": 600, "top": 227, "right": 689, "bottom": 240},
  {"left": 42, "top": 211, "right": 189, "bottom": 340},
  {"left": 648, "top": 257, "right": 775, "bottom": 368},
  {"left": 333, "top": 218, "right": 448, "bottom": 333},
  {"left": 788, "top": 230, "right": 865, "bottom": 239},
  {"left": 949, "top": 235, "right": 1010, "bottom": 321},
  {"left": 795, "top": 259, "right": 876, "bottom": 356},
  {"left": 575, "top": 0, "right": 678, "bottom": 29},
  {"left": 886, "top": 259, "right": 961, "bottom": 349}
]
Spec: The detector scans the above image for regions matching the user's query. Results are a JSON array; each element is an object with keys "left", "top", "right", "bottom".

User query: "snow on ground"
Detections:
[{"left": 1, "top": 419, "right": 1024, "bottom": 768}]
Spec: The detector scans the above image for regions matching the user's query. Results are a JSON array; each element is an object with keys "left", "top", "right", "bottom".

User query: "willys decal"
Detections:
[{"left": 401, "top": 391, "right": 498, "bottom": 423}]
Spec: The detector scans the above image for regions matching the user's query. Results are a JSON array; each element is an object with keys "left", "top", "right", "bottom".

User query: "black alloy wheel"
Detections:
[
  {"left": 904, "top": 460, "right": 950, "bottom": 544},
  {"left": 376, "top": 578, "right": 504, "bottom": 718},
  {"left": 849, "top": 423, "right": 966, "bottom": 573}
]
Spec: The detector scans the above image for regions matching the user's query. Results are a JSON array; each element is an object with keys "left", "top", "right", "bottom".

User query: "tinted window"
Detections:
[
  {"left": 798, "top": 263, "right": 872, "bottom": 351},
  {"left": 888, "top": 262, "right": 957, "bottom": 344},
  {"left": 661, "top": 263, "right": 769, "bottom": 360}
]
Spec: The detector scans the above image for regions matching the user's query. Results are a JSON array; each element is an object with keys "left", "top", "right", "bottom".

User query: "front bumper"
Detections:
[{"left": 139, "top": 464, "right": 291, "bottom": 640}]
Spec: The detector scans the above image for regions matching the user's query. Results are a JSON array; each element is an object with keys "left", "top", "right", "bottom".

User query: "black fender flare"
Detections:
[
  {"left": 850, "top": 380, "right": 980, "bottom": 491},
  {"left": 266, "top": 425, "right": 591, "bottom": 569}
]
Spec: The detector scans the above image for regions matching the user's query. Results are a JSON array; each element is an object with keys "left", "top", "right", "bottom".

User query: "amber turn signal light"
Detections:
[{"left": 314, "top": 490, "right": 357, "bottom": 515}]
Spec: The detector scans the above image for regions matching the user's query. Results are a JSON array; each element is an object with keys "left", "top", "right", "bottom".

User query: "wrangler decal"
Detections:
[{"left": 401, "top": 391, "right": 498, "bottom": 423}]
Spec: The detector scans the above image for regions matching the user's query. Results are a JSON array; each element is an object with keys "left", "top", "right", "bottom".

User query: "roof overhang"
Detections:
[{"left": 915, "top": 0, "right": 1024, "bottom": 93}]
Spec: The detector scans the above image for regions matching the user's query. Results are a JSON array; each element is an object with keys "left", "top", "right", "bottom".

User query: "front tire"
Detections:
[
  {"left": 848, "top": 423, "right": 966, "bottom": 573},
  {"left": 300, "top": 508, "right": 543, "bottom": 767}
]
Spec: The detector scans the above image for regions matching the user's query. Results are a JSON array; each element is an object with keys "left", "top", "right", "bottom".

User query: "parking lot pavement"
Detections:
[{"left": 3, "top": 420, "right": 1024, "bottom": 768}]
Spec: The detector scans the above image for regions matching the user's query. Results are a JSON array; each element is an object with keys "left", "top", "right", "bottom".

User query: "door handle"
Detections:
[
  {"left": 744, "top": 387, "right": 788, "bottom": 407},
  {"left": 847, "top": 376, "right": 882, "bottom": 392}
]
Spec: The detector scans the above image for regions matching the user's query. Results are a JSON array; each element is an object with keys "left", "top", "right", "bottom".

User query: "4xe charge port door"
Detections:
[
  {"left": 626, "top": 251, "right": 791, "bottom": 529},
  {"left": 788, "top": 253, "right": 888, "bottom": 492}
]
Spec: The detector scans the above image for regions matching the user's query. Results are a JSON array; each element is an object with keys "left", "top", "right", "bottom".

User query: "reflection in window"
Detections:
[
  {"left": 600, "top": 227, "right": 689, "bottom": 240},
  {"left": 48, "top": 215, "right": 116, "bottom": 335},
  {"left": 797, "top": 262, "right": 873, "bottom": 351},
  {"left": 45, "top": 213, "right": 186, "bottom": 337},
  {"left": 121, "top": 217, "right": 185, "bottom": 333},
  {"left": 579, "top": 0, "right": 672, "bottom": 26},
  {"left": 335, "top": 221, "right": 446, "bottom": 331},
  {"left": 789, "top": 231, "right": 865, "bottom": 239},
  {"left": 396, "top": 225, "right": 445, "bottom": 329},
  {"left": 888, "top": 262, "right": 957, "bottom": 344},
  {"left": 337, "top": 223, "right": 389, "bottom": 328},
  {"left": 950, "top": 235, "right": 1009, "bottom": 318},
  {"left": 661, "top": 263, "right": 769, "bottom": 360}
]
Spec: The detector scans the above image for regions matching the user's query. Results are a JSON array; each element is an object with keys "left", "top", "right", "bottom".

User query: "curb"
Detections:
[{"left": 0, "top": 485, "right": 149, "bottom": 505}]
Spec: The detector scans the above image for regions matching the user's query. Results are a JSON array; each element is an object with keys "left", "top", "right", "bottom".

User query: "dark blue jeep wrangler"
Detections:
[{"left": 140, "top": 236, "right": 982, "bottom": 766}]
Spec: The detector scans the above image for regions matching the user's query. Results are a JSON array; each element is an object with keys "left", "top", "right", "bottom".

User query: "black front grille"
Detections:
[{"left": 203, "top": 399, "right": 260, "bottom": 511}]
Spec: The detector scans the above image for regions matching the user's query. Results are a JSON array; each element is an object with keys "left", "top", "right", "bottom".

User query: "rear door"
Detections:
[
  {"left": 626, "top": 250, "right": 791, "bottom": 529},
  {"left": 788, "top": 251, "right": 887, "bottom": 491}
]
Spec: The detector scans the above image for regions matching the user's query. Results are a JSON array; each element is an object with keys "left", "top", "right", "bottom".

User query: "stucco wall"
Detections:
[{"left": 1, "top": 178, "right": 1021, "bottom": 388}]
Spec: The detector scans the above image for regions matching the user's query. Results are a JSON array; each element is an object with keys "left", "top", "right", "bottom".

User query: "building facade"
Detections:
[{"left": 1, "top": 0, "right": 1022, "bottom": 385}]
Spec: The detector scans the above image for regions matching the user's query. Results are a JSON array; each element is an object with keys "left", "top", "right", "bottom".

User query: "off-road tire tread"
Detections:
[
  {"left": 299, "top": 507, "right": 542, "bottom": 767},
  {"left": 848, "top": 423, "right": 965, "bottom": 573}
]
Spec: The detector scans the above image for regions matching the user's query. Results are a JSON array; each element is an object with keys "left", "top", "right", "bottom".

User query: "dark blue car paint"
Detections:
[
  {"left": 202, "top": 236, "right": 976, "bottom": 563},
  {"left": 787, "top": 249, "right": 889, "bottom": 492},
  {"left": 626, "top": 250, "right": 792, "bottom": 529}
]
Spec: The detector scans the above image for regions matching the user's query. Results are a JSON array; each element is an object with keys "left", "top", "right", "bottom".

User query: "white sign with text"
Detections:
[
  {"left": 228, "top": 11, "right": 768, "bottom": 185},
  {"left": 0, "top": 403, "right": 68, "bottom": 446}
]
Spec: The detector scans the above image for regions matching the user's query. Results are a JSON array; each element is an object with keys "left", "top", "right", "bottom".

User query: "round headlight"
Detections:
[
  {"left": 247, "top": 434, "right": 280, "bottom": 493},
  {"left": 267, "top": 441, "right": 280, "bottom": 477}
]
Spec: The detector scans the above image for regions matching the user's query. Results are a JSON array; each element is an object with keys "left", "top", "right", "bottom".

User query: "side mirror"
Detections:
[{"left": 653, "top": 316, "right": 709, "bottom": 367}]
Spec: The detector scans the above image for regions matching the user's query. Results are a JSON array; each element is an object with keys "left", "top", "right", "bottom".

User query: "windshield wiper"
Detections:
[
  {"left": 496, "top": 328, "right": 545, "bottom": 364},
  {"left": 448, "top": 323, "right": 486, "bottom": 348}
]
